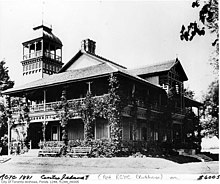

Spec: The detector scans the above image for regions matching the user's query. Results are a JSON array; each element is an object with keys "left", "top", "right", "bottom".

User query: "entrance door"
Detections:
[
  {"left": 28, "top": 123, "right": 43, "bottom": 149},
  {"left": 51, "top": 125, "right": 60, "bottom": 141}
]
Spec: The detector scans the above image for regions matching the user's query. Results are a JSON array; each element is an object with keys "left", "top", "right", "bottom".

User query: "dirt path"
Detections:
[{"left": 0, "top": 156, "right": 219, "bottom": 174}]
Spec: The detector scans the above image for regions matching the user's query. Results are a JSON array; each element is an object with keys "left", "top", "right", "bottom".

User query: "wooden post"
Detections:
[
  {"left": 8, "top": 121, "right": 10, "bottom": 156},
  {"left": 5, "top": 95, "right": 11, "bottom": 156},
  {"left": 43, "top": 90, "right": 47, "bottom": 142},
  {"left": 86, "top": 81, "right": 93, "bottom": 93}
]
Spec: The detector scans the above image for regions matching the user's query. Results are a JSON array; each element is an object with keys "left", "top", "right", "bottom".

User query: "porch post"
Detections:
[
  {"left": 5, "top": 95, "right": 11, "bottom": 156},
  {"left": 132, "top": 83, "right": 137, "bottom": 140},
  {"left": 43, "top": 89, "right": 47, "bottom": 142},
  {"left": 7, "top": 122, "right": 11, "bottom": 156},
  {"left": 86, "top": 81, "right": 93, "bottom": 93},
  {"left": 42, "top": 121, "right": 48, "bottom": 143}
]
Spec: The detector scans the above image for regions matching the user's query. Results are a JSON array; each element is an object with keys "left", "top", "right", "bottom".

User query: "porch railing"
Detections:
[
  {"left": 29, "top": 98, "right": 84, "bottom": 113},
  {"left": 10, "top": 95, "right": 185, "bottom": 116},
  {"left": 11, "top": 95, "right": 109, "bottom": 114},
  {"left": 44, "top": 51, "right": 62, "bottom": 62}
]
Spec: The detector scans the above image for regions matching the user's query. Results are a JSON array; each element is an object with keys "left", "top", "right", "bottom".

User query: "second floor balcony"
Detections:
[{"left": 10, "top": 94, "right": 186, "bottom": 122}]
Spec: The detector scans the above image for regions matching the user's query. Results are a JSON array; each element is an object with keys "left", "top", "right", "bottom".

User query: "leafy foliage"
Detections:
[
  {"left": 184, "top": 87, "right": 195, "bottom": 99},
  {"left": 201, "top": 79, "right": 219, "bottom": 137},
  {"left": 0, "top": 103, "right": 8, "bottom": 138},
  {"left": 0, "top": 59, "right": 14, "bottom": 154},
  {"left": 67, "top": 139, "right": 123, "bottom": 158},
  {"left": 180, "top": 0, "right": 219, "bottom": 71},
  {"left": 54, "top": 74, "right": 123, "bottom": 154},
  {"left": 54, "top": 90, "right": 71, "bottom": 146},
  {"left": 0, "top": 59, "right": 14, "bottom": 92},
  {"left": 81, "top": 91, "right": 96, "bottom": 140},
  {"left": 107, "top": 74, "right": 122, "bottom": 143}
]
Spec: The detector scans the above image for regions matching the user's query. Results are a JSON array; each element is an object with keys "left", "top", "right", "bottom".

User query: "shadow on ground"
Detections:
[
  {"left": 164, "top": 155, "right": 201, "bottom": 164},
  {"left": 201, "top": 152, "right": 219, "bottom": 161}
]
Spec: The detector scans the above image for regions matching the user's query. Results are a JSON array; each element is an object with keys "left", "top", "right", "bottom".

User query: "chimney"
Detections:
[{"left": 81, "top": 39, "right": 96, "bottom": 54}]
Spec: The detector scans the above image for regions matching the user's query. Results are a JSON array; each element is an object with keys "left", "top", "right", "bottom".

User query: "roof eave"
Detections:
[{"left": 2, "top": 72, "right": 115, "bottom": 96}]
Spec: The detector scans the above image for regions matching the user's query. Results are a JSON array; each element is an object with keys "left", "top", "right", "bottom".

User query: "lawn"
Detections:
[{"left": 0, "top": 156, "right": 219, "bottom": 174}]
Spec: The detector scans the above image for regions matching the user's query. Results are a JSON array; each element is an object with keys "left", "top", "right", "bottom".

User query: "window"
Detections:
[
  {"left": 154, "top": 131, "right": 158, "bottom": 141},
  {"left": 96, "top": 119, "right": 108, "bottom": 139},
  {"left": 51, "top": 126, "right": 58, "bottom": 141}
]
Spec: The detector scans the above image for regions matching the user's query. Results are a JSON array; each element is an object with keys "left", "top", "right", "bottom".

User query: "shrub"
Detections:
[
  {"left": 0, "top": 135, "right": 8, "bottom": 155},
  {"left": 67, "top": 139, "right": 123, "bottom": 158}
]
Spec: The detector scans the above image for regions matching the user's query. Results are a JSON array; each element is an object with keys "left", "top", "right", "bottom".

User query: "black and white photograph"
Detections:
[{"left": 0, "top": 0, "right": 219, "bottom": 181}]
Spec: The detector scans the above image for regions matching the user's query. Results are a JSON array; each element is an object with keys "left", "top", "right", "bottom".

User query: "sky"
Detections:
[{"left": 0, "top": 0, "right": 216, "bottom": 101}]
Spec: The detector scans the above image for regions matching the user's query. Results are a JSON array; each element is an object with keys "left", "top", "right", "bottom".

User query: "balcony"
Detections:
[
  {"left": 44, "top": 51, "right": 62, "bottom": 62},
  {"left": 23, "top": 50, "right": 43, "bottom": 60},
  {"left": 10, "top": 94, "right": 169, "bottom": 122},
  {"left": 11, "top": 94, "right": 108, "bottom": 115},
  {"left": 23, "top": 50, "right": 61, "bottom": 62}
]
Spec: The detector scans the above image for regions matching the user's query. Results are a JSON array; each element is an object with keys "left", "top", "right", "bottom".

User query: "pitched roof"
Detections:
[
  {"left": 3, "top": 60, "right": 164, "bottom": 95},
  {"left": 128, "top": 58, "right": 188, "bottom": 81},
  {"left": 184, "top": 96, "right": 203, "bottom": 107},
  {"left": 129, "top": 59, "right": 176, "bottom": 76},
  {"left": 59, "top": 50, "right": 126, "bottom": 73},
  {"left": 22, "top": 25, "right": 62, "bottom": 46},
  {"left": 3, "top": 63, "right": 117, "bottom": 94}
]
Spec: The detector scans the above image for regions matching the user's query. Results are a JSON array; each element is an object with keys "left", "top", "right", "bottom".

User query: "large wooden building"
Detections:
[{"left": 2, "top": 25, "right": 202, "bottom": 149}]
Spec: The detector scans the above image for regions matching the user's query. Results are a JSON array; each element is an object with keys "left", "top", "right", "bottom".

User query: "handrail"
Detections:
[
  {"left": 23, "top": 50, "right": 43, "bottom": 60},
  {"left": 44, "top": 51, "right": 61, "bottom": 62},
  {"left": 23, "top": 50, "right": 62, "bottom": 62}
]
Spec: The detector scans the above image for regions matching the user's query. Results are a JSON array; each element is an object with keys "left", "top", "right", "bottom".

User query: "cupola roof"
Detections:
[{"left": 22, "top": 24, "right": 62, "bottom": 46}]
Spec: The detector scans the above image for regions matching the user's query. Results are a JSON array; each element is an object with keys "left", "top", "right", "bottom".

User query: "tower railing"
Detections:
[
  {"left": 22, "top": 50, "right": 61, "bottom": 62},
  {"left": 23, "top": 50, "right": 43, "bottom": 60},
  {"left": 44, "top": 51, "right": 62, "bottom": 62}
]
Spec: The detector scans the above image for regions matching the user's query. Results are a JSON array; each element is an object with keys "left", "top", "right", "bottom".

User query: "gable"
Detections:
[
  {"left": 65, "top": 54, "right": 101, "bottom": 71},
  {"left": 129, "top": 59, "right": 188, "bottom": 82},
  {"left": 170, "top": 61, "right": 188, "bottom": 81}
]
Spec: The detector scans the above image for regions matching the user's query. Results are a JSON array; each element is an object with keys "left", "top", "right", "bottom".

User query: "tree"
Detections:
[
  {"left": 0, "top": 59, "right": 14, "bottom": 92},
  {"left": 54, "top": 90, "right": 72, "bottom": 146},
  {"left": 201, "top": 79, "right": 219, "bottom": 138},
  {"left": 184, "top": 87, "right": 195, "bottom": 99},
  {"left": 0, "top": 59, "right": 14, "bottom": 154},
  {"left": 180, "top": 0, "right": 219, "bottom": 71}
]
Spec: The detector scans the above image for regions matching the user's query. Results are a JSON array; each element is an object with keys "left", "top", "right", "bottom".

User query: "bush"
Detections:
[
  {"left": 38, "top": 141, "right": 65, "bottom": 148},
  {"left": 0, "top": 135, "right": 8, "bottom": 155},
  {"left": 67, "top": 139, "right": 123, "bottom": 158}
]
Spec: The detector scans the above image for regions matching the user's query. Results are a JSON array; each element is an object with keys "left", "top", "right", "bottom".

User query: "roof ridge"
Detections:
[
  {"left": 85, "top": 51, "right": 127, "bottom": 69},
  {"left": 129, "top": 58, "right": 177, "bottom": 70},
  {"left": 105, "top": 62, "right": 120, "bottom": 72}
]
